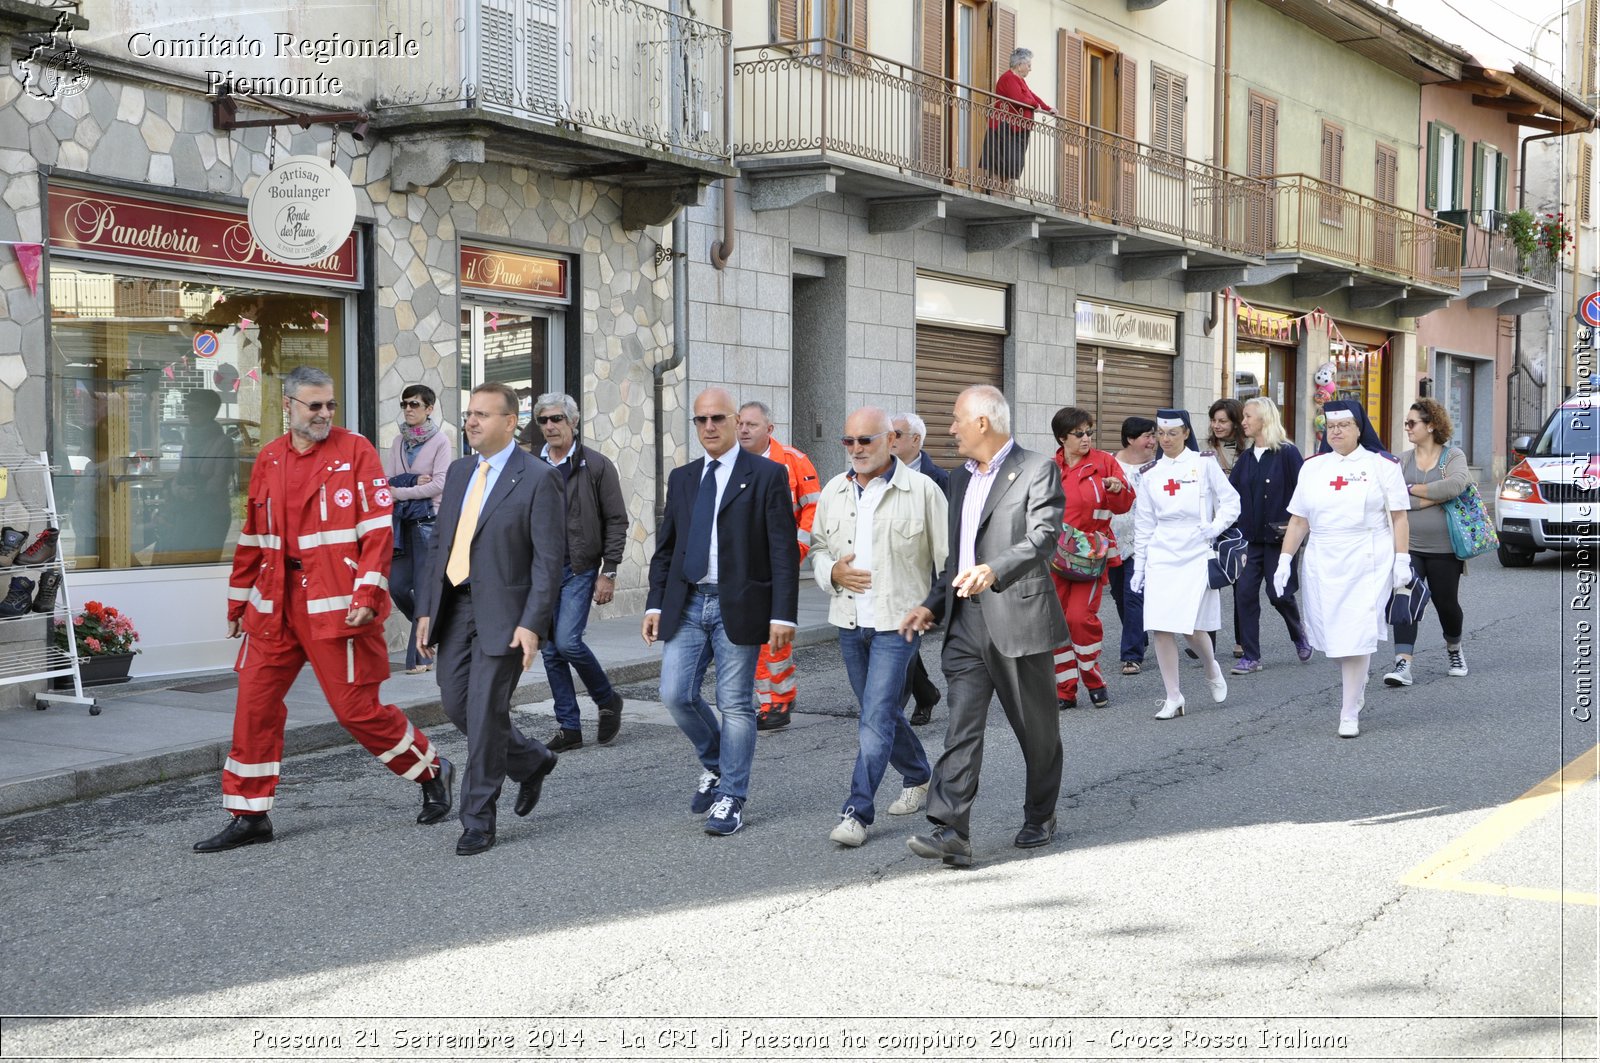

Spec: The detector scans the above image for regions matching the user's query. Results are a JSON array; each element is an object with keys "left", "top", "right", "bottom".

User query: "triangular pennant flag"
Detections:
[
  {"left": 487, "top": 310, "right": 501, "bottom": 332},
  {"left": 238, "top": 317, "right": 253, "bottom": 329},
  {"left": 162, "top": 364, "right": 175, "bottom": 380},
  {"left": 12, "top": 243, "right": 42, "bottom": 297},
  {"left": 232, "top": 378, "right": 241, "bottom": 392},
  {"left": 246, "top": 368, "right": 259, "bottom": 382}
]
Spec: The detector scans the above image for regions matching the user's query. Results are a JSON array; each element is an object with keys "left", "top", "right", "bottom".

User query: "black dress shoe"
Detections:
[
  {"left": 546, "top": 728, "right": 583, "bottom": 753},
  {"left": 1057, "top": 697, "right": 1077, "bottom": 711},
  {"left": 906, "top": 825, "right": 972, "bottom": 867},
  {"left": 514, "top": 754, "right": 558, "bottom": 817},
  {"left": 456, "top": 828, "right": 495, "bottom": 855},
  {"left": 416, "top": 756, "right": 454, "bottom": 824},
  {"left": 597, "top": 693, "right": 623, "bottom": 745},
  {"left": 909, "top": 702, "right": 933, "bottom": 727},
  {"left": 756, "top": 706, "right": 792, "bottom": 731},
  {"left": 1014, "top": 816, "right": 1057, "bottom": 849},
  {"left": 193, "top": 814, "right": 274, "bottom": 853},
  {"left": 1087, "top": 686, "right": 1109, "bottom": 708}
]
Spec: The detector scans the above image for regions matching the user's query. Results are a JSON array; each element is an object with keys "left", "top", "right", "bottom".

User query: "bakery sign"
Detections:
[
  {"left": 247, "top": 156, "right": 357, "bottom": 264},
  {"left": 49, "top": 183, "right": 360, "bottom": 286},
  {"left": 1074, "top": 300, "right": 1177, "bottom": 354},
  {"left": 460, "top": 244, "right": 569, "bottom": 302}
]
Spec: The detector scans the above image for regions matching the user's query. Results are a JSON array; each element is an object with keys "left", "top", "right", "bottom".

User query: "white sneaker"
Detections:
[
  {"left": 1207, "top": 664, "right": 1228, "bottom": 703},
  {"left": 1447, "top": 646, "right": 1468, "bottom": 677},
  {"left": 1383, "top": 657, "right": 1414, "bottom": 687},
  {"left": 887, "top": 782, "right": 929, "bottom": 816},
  {"left": 1338, "top": 715, "right": 1360, "bottom": 738},
  {"left": 1155, "top": 696, "right": 1185, "bottom": 720},
  {"left": 830, "top": 814, "right": 867, "bottom": 847}
]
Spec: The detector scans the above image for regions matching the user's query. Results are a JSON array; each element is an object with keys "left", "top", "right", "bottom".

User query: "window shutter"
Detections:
[
  {"left": 1425, "top": 121, "right": 1439, "bottom": 209},
  {"left": 1262, "top": 97, "right": 1277, "bottom": 173},
  {"left": 919, "top": 0, "right": 944, "bottom": 73},
  {"left": 1471, "top": 141, "right": 1485, "bottom": 213},
  {"left": 1247, "top": 95, "right": 1265, "bottom": 177},
  {"left": 1118, "top": 54, "right": 1137, "bottom": 215},
  {"left": 992, "top": 5, "right": 1016, "bottom": 89},
  {"left": 1582, "top": 142, "right": 1594, "bottom": 224},
  {"left": 773, "top": 0, "right": 799, "bottom": 43},
  {"left": 1495, "top": 153, "right": 1508, "bottom": 214},
  {"left": 1059, "top": 31, "right": 1084, "bottom": 207},
  {"left": 1169, "top": 71, "right": 1186, "bottom": 157},
  {"left": 851, "top": 0, "right": 868, "bottom": 52},
  {"left": 1332, "top": 127, "right": 1343, "bottom": 186},
  {"left": 916, "top": 0, "right": 947, "bottom": 172},
  {"left": 1586, "top": 0, "right": 1598, "bottom": 98},
  {"left": 1375, "top": 143, "right": 1397, "bottom": 204},
  {"left": 1152, "top": 68, "right": 1171, "bottom": 154},
  {"left": 1452, "top": 133, "right": 1465, "bottom": 209}
]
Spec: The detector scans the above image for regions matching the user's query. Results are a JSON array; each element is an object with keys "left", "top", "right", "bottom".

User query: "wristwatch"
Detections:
[{"left": 600, "top": 569, "right": 618, "bottom": 580}]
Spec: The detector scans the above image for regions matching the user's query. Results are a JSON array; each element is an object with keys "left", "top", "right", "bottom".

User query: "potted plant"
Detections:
[
  {"left": 1534, "top": 211, "right": 1573, "bottom": 261},
  {"left": 52, "top": 600, "right": 140, "bottom": 687},
  {"left": 1503, "top": 209, "right": 1538, "bottom": 266}
]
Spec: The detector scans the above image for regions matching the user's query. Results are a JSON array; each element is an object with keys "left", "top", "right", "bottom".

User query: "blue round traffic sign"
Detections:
[
  {"left": 193, "top": 330, "right": 219, "bottom": 358},
  {"left": 1581, "top": 292, "right": 1600, "bottom": 329}
]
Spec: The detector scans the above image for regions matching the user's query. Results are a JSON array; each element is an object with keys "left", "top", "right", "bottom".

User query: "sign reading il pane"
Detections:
[
  {"left": 915, "top": 275, "right": 1007, "bottom": 333},
  {"left": 461, "top": 245, "right": 570, "bottom": 302}
]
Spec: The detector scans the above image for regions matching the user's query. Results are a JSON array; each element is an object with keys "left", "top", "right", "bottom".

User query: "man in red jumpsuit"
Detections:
[
  {"left": 1049, "top": 406, "right": 1132, "bottom": 710},
  {"left": 194, "top": 366, "right": 453, "bottom": 853}
]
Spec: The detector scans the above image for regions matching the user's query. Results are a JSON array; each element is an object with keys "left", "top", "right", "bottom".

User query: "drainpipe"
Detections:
[
  {"left": 709, "top": 0, "right": 737, "bottom": 269},
  {"left": 1208, "top": 0, "right": 1233, "bottom": 389},
  {"left": 654, "top": 212, "right": 690, "bottom": 522}
]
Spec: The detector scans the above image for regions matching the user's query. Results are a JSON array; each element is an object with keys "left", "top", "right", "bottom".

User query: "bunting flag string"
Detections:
[
  {"left": 1225, "top": 289, "right": 1389, "bottom": 366},
  {"left": 6, "top": 242, "right": 43, "bottom": 297}
]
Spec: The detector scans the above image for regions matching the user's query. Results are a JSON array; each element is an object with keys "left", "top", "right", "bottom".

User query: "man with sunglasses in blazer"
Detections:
[{"left": 643, "top": 387, "right": 798, "bottom": 837}]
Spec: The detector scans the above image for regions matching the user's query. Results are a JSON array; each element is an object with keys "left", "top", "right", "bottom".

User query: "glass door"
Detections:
[{"left": 459, "top": 304, "right": 564, "bottom": 450}]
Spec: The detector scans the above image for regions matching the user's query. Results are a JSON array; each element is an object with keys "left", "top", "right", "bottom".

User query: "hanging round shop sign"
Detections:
[{"left": 247, "top": 155, "right": 356, "bottom": 264}]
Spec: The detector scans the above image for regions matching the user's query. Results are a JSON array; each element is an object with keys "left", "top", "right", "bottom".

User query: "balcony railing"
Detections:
[
  {"left": 734, "top": 41, "right": 1268, "bottom": 257},
  {"left": 376, "top": 0, "right": 730, "bottom": 160},
  {"left": 1436, "top": 209, "right": 1558, "bottom": 290},
  {"left": 1262, "top": 174, "right": 1461, "bottom": 290}
]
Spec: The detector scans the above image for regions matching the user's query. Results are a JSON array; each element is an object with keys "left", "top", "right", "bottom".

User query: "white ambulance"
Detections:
[{"left": 1496, "top": 393, "right": 1600, "bottom": 566}]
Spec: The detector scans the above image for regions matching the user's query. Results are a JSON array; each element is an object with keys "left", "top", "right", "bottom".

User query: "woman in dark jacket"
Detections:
[{"left": 1228, "top": 397, "right": 1311, "bottom": 674}]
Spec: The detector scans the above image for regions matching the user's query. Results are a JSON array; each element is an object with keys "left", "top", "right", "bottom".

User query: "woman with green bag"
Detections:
[{"left": 1385, "top": 398, "right": 1471, "bottom": 687}]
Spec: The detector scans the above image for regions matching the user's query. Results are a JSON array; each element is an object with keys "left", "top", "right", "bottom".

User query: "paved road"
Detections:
[{"left": 2, "top": 555, "right": 1594, "bottom": 1061}]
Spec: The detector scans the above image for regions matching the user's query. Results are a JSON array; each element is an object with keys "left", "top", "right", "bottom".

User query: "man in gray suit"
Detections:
[
  {"left": 899, "top": 385, "right": 1068, "bottom": 867},
  {"left": 416, "top": 382, "right": 566, "bottom": 856}
]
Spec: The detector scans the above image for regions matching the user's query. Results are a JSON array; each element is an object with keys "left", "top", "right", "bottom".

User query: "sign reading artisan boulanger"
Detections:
[
  {"left": 48, "top": 183, "right": 360, "bottom": 287},
  {"left": 247, "top": 156, "right": 356, "bottom": 264},
  {"left": 460, "top": 245, "right": 570, "bottom": 302}
]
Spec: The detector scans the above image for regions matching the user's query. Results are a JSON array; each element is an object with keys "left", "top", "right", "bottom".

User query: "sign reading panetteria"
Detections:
[{"left": 247, "top": 156, "right": 356, "bottom": 264}]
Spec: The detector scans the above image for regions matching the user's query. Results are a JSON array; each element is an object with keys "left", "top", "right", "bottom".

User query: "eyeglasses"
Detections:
[
  {"left": 1063, "top": 430, "right": 1095, "bottom": 440},
  {"left": 692, "top": 413, "right": 730, "bottom": 426},
  {"left": 1403, "top": 419, "right": 1426, "bottom": 429},
  {"left": 288, "top": 396, "right": 338, "bottom": 414},
  {"left": 536, "top": 414, "right": 567, "bottom": 425},
  {"left": 840, "top": 431, "right": 889, "bottom": 447},
  {"left": 398, "top": 399, "right": 425, "bottom": 410}
]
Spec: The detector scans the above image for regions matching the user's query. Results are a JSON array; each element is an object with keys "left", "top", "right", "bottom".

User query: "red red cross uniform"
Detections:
[
  {"left": 755, "top": 438, "right": 819, "bottom": 717},
  {"left": 220, "top": 426, "right": 440, "bottom": 815},
  {"left": 1049, "top": 448, "right": 1133, "bottom": 700}
]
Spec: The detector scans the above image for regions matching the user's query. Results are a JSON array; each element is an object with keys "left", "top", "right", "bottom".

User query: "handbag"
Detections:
[
  {"left": 1050, "top": 523, "right": 1110, "bottom": 582},
  {"left": 1443, "top": 481, "right": 1499, "bottom": 560},
  {"left": 386, "top": 472, "right": 434, "bottom": 556},
  {"left": 1387, "top": 566, "right": 1433, "bottom": 626},
  {"left": 1207, "top": 525, "right": 1248, "bottom": 589}
]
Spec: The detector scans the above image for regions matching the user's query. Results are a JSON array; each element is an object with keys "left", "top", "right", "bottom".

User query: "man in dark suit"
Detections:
[
  {"left": 891, "top": 411, "right": 949, "bottom": 724},
  {"left": 899, "top": 385, "right": 1069, "bottom": 867},
  {"left": 416, "top": 382, "right": 565, "bottom": 856},
  {"left": 643, "top": 386, "right": 798, "bottom": 837}
]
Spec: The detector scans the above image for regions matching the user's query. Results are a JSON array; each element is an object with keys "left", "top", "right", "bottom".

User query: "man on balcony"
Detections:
[{"left": 736, "top": 401, "right": 820, "bottom": 732}]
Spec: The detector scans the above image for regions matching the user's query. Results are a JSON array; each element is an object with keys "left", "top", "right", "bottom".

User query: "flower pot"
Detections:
[{"left": 53, "top": 652, "right": 135, "bottom": 689}]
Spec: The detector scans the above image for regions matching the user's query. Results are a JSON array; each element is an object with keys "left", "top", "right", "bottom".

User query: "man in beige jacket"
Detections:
[{"left": 809, "top": 406, "right": 949, "bottom": 848}]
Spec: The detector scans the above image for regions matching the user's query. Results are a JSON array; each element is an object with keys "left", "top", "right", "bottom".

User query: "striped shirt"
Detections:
[{"left": 958, "top": 438, "right": 1015, "bottom": 573}]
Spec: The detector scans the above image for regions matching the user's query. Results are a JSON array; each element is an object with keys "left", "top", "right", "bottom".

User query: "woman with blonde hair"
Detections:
[{"left": 1228, "top": 397, "right": 1312, "bottom": 675}]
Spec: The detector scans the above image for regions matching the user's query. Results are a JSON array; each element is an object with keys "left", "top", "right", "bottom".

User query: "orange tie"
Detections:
[{"left": 446, "top": 460, "right": 489, "bottom": 586}]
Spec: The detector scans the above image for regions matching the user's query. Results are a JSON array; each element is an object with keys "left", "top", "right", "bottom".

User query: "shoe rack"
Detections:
[{"left": 0, "top": 452, "right": 94, "bottom": 714}]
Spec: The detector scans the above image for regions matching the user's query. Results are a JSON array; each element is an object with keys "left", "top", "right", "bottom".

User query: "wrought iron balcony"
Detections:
[
  {"left": 1262, "top": 174, "right": 1462, "bottom": 292},
  {"left": 375, "top": 0, "right": 731, "bottom": 163},
  {"left": 733, "top": 41, "right": 1268, "bottom": 259},
  {"left": 1436, "top": 209, "right": 1558, "bottom": 292}
]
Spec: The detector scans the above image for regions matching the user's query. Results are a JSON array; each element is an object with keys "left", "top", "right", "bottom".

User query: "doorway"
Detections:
[{"left": 459, "top": 305, "right": 564, "bottom": 446}]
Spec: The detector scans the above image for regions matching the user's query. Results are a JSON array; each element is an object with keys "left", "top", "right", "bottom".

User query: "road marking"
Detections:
[{"left": 1401, "top": 744, "right": 1598, "bottom": 906}]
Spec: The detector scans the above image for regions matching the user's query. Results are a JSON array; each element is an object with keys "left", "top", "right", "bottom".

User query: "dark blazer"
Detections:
[
  {"left": 1229, "top": 442, "right": 1304, "bottom": 543},
  {"left": 417, "top": 446, "right": 567, "bottom": 654},
  {"left": 647, "top": 447, "right": 799, "bottom": 646},
  {"left": 914, "top": 450, "right": 951, "bottom": 497},
  {"left": 922, "top": 442, "right": 1068, "bottom": 657}
]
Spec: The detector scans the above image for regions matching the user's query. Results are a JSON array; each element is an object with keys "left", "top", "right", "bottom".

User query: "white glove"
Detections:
[
  {"left": 1392, "top": 553, "right": 1413, "bottom": 591},
  {"left": 1129, "top": 566, "right": 1145, "bottom": 595},
  {"left": 1195, "top": 523, "right": 1217, "bottom": 545},
  {"left": 1272, "top": 555, "right": 1292, "bottom": 597}
]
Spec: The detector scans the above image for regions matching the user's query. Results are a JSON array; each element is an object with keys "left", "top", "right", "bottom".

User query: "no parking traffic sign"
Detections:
[
  {"left": 1579, "top": 291, "right": 1600, "bottom": 329},
  {"left": 193, "top": 330, "right": 219, "bottom": 358}
]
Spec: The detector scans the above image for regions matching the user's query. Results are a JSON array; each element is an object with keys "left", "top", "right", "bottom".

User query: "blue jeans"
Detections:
[
  {"left": 542, "top": 565, "right": 616, "bottom": 730},
  {"left": 658, "top": 590, "right": 760, "bottom": 801},
  {"left": 1107, "top": 556, "right": 1147, "bottom": 663},
  {"left": 388, "top": 519, "right": 434, "bottom": 669},
  {"left": 838, "top": 626, "right": 931, "bottom": 825}
]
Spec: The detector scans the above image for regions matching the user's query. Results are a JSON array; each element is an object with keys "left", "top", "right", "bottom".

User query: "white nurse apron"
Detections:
[{"left": 1291, "top": 450, "right": 1396, "bottom": 656}]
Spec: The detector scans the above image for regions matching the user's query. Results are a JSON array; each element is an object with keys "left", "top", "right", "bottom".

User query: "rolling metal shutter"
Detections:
[
  {"left": 915, "top": 324, "right": 1004, "bottom": 469},
  {"left": 1075, "top": 345, "right": 1174, "bottom": 453}
]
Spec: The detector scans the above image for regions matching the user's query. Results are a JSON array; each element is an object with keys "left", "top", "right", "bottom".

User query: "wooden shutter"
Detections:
[
  {"left": 1374, "top": 143, "right": 1399, "bottom": 267},
  {"left": 915, "top": 326, "right": 1005, "bottom": 469},
  {"left": 773, "top": 0, "right": 800, "bottom": 43},
  {"left": 1319, "top": 121, "right": 1343, "bottom": 186},
  {"left": 1247, "top": 93, "right": 1278, "bottom": 248},
  {"left": 1059, "top": 30, "right": 1085, "bottom": 211},
  {"left": 1471, "top": 141, "right": 1485, "bottom": 213},
  {"left": 992, "top": 5, "right": 1016, "bottom": 89},
  {"left": 1117, "top": 54, "right": 1137, "bottom": 219},
  {"left": 917, "top": 0, "right": 946, "bottom": 173},
  {"left": 1582, "top": 142, "right": 1594, "bottom": 224},
  {"left": 851, "top": 0, "right": 868, "bottom": 52},
  {"left": 1150, "top": 66, "right": 1185, "bottom": 157},
  {"left": 1424, "top": 121, "right": 1441, "bottom": 209},
  {"left": 1586, "top": 0, "right": 1598, "bottom": 98},
  {"left": 1495, "top": 152, "right": 1508, "bottom": 214}
]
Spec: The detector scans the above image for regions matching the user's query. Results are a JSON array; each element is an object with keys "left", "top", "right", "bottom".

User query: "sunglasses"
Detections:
[
  {"left": 840, "top": 431, "right": 889, "bottom": 447},
  {"left": 536, "top": 414, "right": 567, "bottom": 425},
  {"left": 1063, "top": 430, "right": 1095, "bottom": 440},
  {"left": 693, "top": 413, "right": 730, "bottom": 426},
  {"left": 1403, "top": 419, "right": 1427, "bottom": 428},
  {"left": 398, "top": 399, "right": 425, "bottom": 410},
  {"left": 289, "top": 396, "right": 338, "bottom": 414}
]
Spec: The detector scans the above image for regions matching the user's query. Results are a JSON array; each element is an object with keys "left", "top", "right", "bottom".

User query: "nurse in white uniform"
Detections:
[
  {"left": 1274, "top": 401, "right": 1411, "bottom": 738},
  {"left": 1131, "top": 409, "right": 1240, "bottom": 720}
]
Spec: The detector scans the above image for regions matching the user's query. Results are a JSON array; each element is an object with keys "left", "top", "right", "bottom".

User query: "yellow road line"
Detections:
[{"left": 1401, "top": 744, "right": 1599, "bottom": 906}]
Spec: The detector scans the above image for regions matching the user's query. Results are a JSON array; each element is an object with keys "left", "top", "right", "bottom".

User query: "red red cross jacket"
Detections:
[
  {"left": 227, "top": 427, "right": 394, "bottom": 641},
  {"left": 1054, "top": 446, "right": 1135, "bottom": 565}
]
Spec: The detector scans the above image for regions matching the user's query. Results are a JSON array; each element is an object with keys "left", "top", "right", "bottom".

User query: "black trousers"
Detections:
[
  {"left": 1236, "top": 540, "right": 1305, "bottom": 660},
  {"left": 1394, "top": 550, "right": 1465, "bottom": 650}
]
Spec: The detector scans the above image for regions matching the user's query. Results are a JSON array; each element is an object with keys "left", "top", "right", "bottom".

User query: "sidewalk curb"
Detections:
[{"left": 0, "top": 622, "right": 840, "bottom": 818}]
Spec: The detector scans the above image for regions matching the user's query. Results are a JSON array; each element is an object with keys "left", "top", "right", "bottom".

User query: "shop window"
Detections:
[
  {"left": 49, "top": 265, "right": 347, "bottom": 571},
  {"left": 458, "top": 306, "right": 560, "bottom": 441}
]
